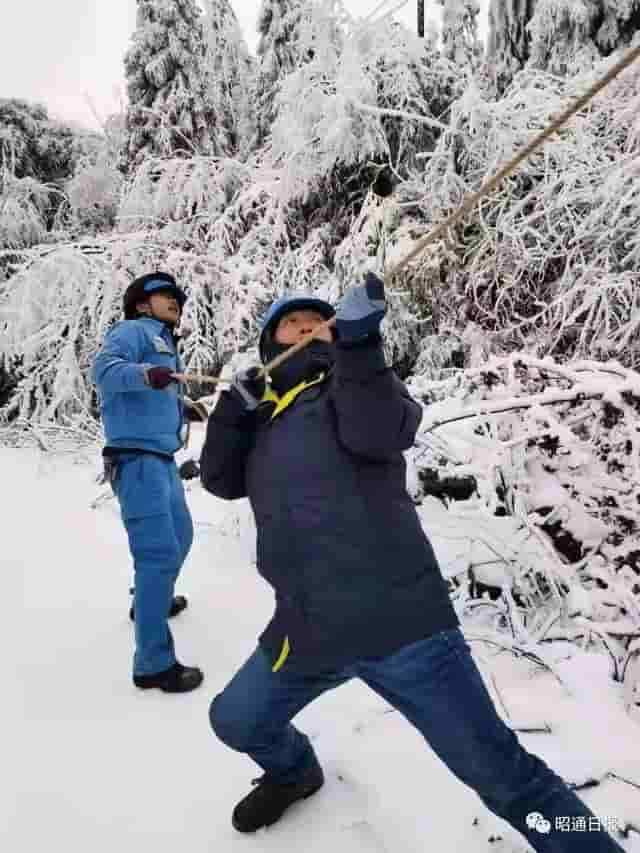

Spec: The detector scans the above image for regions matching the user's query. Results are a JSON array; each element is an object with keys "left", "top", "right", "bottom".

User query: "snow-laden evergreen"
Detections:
[
  {"left": 487, "top": 0, "right": 536, "bottom": 91},
  {"left": 202, "top": 0, "right": 256, "bottom": 158},
  {"left": 488, "top": 0, "right": 640, "bottom": 89},
  {"left": 529, "top": 0, "right": 640, "bottom": 76},
  {"left": 255, "top": 0, "right": 307, "bottom": 145},
  {"left": 123, "top": 0, "right": 222, "bottom": 169}
]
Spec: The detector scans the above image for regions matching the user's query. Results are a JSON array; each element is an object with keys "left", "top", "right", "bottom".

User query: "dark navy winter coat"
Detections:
[{"left": 200, "top": 340, "right": 458, "bottom": 673}]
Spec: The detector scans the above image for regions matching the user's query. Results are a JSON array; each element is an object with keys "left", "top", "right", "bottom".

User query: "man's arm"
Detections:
[
  {"left": 200, "top": 389, "right": 257, "bottom": 501},
  {"left": 330, "top": 273, "right": 422, "bottom": 460},
  {"left": 330, "top": 336, "right": 423, "bottom": 460},
  {"left": 93, "top": 324, "right": 151, "bottom": 394}
]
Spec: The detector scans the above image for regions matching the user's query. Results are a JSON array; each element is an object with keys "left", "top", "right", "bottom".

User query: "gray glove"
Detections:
[{"left": 230, "top": 367, "right": 266, "bottom": 411}]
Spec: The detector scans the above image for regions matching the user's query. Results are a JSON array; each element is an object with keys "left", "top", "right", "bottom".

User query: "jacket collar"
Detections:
[
  {"left": 137, "top": 315, "right": 178, "bottom": 347},
  {"left": 137, "top": 316, "right": 168, "bottom": 335},
  {"left": 262, "top": 373, "right": 327, "bottom": 421}
]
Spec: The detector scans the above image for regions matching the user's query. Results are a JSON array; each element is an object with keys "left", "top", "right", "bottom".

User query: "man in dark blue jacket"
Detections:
[
  {"left": 94, "top": 272, "right": 202, "bottom": 694},
  {"left": 199, "top": 276, "right": 623, "bottom": 852}
]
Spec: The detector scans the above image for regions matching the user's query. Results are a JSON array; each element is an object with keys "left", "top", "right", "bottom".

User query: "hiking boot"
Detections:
[
  {"left": 231, "top": 763, "right": 324, "bottom": 833},
  {"left": 133, "top": 662, "right": 203, "bottom": 693},
  {"left": 129, "top": 595, "right": 188, "bottom": 622}
]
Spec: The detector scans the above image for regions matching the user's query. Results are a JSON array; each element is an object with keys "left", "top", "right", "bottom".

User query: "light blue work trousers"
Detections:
[{"left": 114, "top": 453, "right": 193, "bottom": 675}]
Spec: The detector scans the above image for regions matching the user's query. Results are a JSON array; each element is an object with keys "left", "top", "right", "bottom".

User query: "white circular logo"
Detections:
[{"left": 526, "top": 812, "right": 552, "bottom": 834}]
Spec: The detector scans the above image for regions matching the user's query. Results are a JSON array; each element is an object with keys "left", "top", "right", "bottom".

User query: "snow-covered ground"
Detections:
[{"left": 5, "top": 427, "right": 640, "bottom": 853}]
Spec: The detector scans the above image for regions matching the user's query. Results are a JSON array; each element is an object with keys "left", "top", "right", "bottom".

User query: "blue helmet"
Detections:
[{"left": 259, "top": 293, "right": 335, "bottom": 362}]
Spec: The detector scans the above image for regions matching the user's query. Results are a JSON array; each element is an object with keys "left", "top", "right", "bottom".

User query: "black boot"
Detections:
[
  {"left": 232, "top": 763, "right": 324, "bottom": 833},
  {"left": 129, "top": 595, "right": 188, "bottom": 622},
  {"left": 133, "top": 662, "right": 203, "bottom": 693}
]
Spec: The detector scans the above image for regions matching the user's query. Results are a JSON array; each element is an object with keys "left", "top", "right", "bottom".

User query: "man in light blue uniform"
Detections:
[{"left": 94, "top": 272, "right": 203, "bottom": 693}]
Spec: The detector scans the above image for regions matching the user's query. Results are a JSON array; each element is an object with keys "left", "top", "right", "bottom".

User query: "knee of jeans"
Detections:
[{"left": 209, "top": 694, "right": 255, "bottom": 751}]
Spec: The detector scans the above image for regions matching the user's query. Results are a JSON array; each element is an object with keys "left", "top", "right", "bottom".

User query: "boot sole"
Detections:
[{"left": 133, "top": 671, "right": 203, "bottom": 693}]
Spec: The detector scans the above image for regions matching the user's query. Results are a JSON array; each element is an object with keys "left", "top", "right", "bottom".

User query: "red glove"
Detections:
[{"left": 145, "top": 366, "right": 174, "bottom": 389}]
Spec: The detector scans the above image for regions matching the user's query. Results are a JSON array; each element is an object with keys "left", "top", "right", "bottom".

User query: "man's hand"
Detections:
[
  {"left": 145, "top": 366, "right": 175, "bottom": 389},
  {"left": 335, "top": 272, "right": 387, "bottom": 344},
  {"left": 230, "top": 367, "right": 266, "bottom": 411}
]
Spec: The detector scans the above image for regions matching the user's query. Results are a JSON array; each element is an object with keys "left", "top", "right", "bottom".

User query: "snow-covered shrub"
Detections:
[
  {"left": 0, "top": 248, "right": 117, "bottom": 426},
  {"left": 67, "top": 153, "right": 123, "bottom": 233},
  {"left": 409, "top": 355, "right": 640, "bottom": 680},
  {"left": 0, "top": 168, "right": 49, "bottom": 249}
]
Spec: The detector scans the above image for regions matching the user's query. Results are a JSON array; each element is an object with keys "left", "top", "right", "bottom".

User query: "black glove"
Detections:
[
  {"left": 145, "top": 366, "right": 175, "bottom": 390},
  {"left": 230, "top": 367, "right": 266, "bottom": 411},
  {"left": 179, "top": 459, "right": 200, "bottom": 480}
]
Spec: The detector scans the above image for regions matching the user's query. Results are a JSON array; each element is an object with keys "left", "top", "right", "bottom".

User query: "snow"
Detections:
[{"left": 6, "top": 428, "right": 640, "bottom": 852}]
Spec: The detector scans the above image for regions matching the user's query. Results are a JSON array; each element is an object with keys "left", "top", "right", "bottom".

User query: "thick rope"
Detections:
[{"left": 176, "top": 43, "right": 640, "bottom": 389}]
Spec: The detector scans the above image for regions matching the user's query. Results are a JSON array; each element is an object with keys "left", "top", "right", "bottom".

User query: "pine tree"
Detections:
[
  {"left": 255, "top": 0, "right": 307, "bottom": 145},
  {"left": 487, "top": 0, "right": 537, "bottom": 91},
  {"left": 202, "top": 0, "right": 256, "bottom": 158},
  {"left": 438, "top": 0, "right": 482, "bottom": 68},
  {"left": 123, "top": 0, "right": 220, "bottom": 171},
  {"left": 528, "top": 0, "right": 640, "bottom": 76}
]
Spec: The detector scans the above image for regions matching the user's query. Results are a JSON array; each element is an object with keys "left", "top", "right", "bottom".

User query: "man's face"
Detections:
[
  {"left": 274, "top": 309, "right": 332, "bottom": 345},
  {"left": 137, "top": 290, "right": 181, "bottom": 325}
]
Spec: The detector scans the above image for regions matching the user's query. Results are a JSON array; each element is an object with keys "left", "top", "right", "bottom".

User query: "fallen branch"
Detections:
[{"left": 421, "top": 383, "right": 640, "bottom": 433}]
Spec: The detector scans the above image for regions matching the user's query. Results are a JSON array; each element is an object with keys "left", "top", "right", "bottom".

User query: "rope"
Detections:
[{"left": 176, "top": 43, "right": 640, "bottom": 390}]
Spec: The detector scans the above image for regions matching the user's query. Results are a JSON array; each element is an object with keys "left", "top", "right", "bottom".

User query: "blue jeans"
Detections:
[
  {"left": 210, "top": 628, "right": 623, "bottom": 852},
  {"left": 114, "top": 454, "right": 193, "bottom": 675}
]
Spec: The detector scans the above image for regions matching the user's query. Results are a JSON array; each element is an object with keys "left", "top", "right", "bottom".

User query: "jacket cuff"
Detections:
[
  {"left": 335, "top": 335, "right": 386, "bottom": 380},
  {"left": 140, "top": 363, "right": 154, "bottom": 390}
]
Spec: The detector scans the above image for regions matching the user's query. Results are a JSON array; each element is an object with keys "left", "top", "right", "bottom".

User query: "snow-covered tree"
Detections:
[
  {"left": 0, "top": 99, "right": 77, "bottom": 184},
  {"left": 437, "top": 0, "right": 482, "bottom": 68},
  {"left": 0, "top": 167, "right": 49, "bottom": 250},
  {"left": 487, "top": 0, "right": 537, "bottom": 91},
  {"left": 529, "top": 0, "right": 640, "bottom": 76},
  {"left": 255, "top": 0, "right": 308, "bottom": 144},
  {"left": 122, "top": 0, "right": 220, "bottom": 171},
  {"left": 0, "top": 98, "right": 98, "bottom": 239},
  {"left": 202, "top": 0, "right": 257, "bottom": 157},
  {"left": 270, "top": 4, "right": 460, "bottom": 201},
  {"left": 66, "top": 152, "right": 122, "bottom": 234}
]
